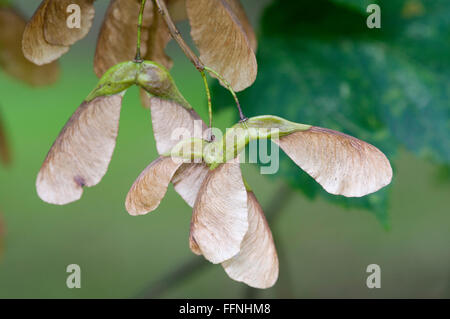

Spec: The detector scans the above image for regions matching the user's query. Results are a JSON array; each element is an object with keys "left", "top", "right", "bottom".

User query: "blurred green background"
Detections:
[{"left": 0, "top": 0, "right": 449, "bottom": 298}]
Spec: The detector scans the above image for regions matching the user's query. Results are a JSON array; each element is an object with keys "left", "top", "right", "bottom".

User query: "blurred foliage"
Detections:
[
  {"left": 434, "top": 164, "right": 450, "bottom": 186},
  {"left": 0, "top": 212, "right": 4, "bottom": 261},
  {"left": 332, "top": 0, "right": 378, "bottom": 12},
  {"left": 213, "top": 0, "right": 450, "bottom": 226},
  {"left": 0, "top": 109, "right": 10, "bottom": 166}
]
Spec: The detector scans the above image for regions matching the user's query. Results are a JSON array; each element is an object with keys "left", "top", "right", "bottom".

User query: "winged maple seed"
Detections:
[
  {"left": 35, "top": 60, "right": 202, "bottom": 205},
  {"left": 186, "top": 0, "right": 257, "bottom": 91},
  {"left": 29, "top": 0, "right": 393, "bottom": 289},
  {"left": 124, "top": 115, "right": 392, "bottom": 287},
  {"left": 125, "top": 153, "right": 278, "bottom": 288}
]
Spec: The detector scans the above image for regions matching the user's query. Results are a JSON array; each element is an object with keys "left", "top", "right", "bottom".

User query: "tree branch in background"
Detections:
[
  {"left": 137, "top": 257, "right": 209, "bottom": 299},
  {"left": 137, "top": 183, "right": 295, "bottom": 299}
]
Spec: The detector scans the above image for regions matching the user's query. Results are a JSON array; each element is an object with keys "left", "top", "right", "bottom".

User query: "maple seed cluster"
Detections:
[{"left": 13, "top": 0, "right": 392, "bottom": 288}]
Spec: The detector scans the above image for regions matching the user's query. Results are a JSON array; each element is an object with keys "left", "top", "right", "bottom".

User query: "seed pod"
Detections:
[
  {"left": 87, "top": 61, "right": 140, "bottom": 101},
  {"left": 205, "top": 115, "right": 310, "bottom": 168},
  {"left": 186, "top": 0, "right": 257, "bottom": 91},
  {"left": 222, "top": 191, "right": 278, "bottom": 289},
  {"left": 168, "top": 138, "right": 206, "bottom": 162}
]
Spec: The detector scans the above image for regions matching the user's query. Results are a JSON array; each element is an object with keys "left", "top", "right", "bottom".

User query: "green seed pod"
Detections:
[
  {"left": 165, "top": 137, "right": 206, "bottom": 162},
  {"left": 137, "top": 61, "right": 190, "bottom": 108},
  {"left": 86, "top": 61, "right": 140, "bottom": 101},
  {"left": 206, "top": 115, "right": 311, "bottom": 168}
]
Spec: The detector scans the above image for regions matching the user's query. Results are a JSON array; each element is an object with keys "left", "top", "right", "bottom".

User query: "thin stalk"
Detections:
[
  {"left": 135, "top": 0, "right": 147, "bottom": 62},
  {"left": 153, "top": 0, "right": 204, "bottom": 70},
  {"left": 200, "top": 70, "right": 214, "bottom": 141},
  {"left": 204, "top": 66, "right": 247, "bottom": 122},
  {"left": 153, "top": 0, "right": 247, "bottom": 122}
]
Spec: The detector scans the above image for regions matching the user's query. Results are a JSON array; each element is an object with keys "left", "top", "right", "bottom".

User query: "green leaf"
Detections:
[{"left": 212, "top": 0, "right": 450, "bottom": 225}]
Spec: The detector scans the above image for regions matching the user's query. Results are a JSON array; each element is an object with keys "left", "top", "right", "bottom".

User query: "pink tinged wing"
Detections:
[
  {"left": 275, "top": 127, "right": 393, "bottom": 197},
  {"left": 171, "top": 163, "right": 210, "bottom": 207},
  {"left": 43, "top": 0, "right": 95, "bottom": 46},
  {"left": 149, "top": 97, "right": 207, "bottom": 155},
  {"left": 22, "top": 0, "right": 69, "bottom": 65},
  {"left": 222, "top": 191, "right": 279, "bottom": 288},
  {"left": 125, "top": 156, "right": 182, "bottom": 216},
  {"left": 186, "top": 0, "right": 257, "bottom": 92},
  {"left": 36, "top": 94, "right": 124, "bottom": 205},
  {"left": 190, "top": 159, "right": 248, "bottom": 264}
]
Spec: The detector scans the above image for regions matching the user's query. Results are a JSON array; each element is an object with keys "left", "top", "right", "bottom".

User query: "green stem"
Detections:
[
  {"left": 153, "top": 0, "right": 247, "bottom": 123},
  {"left": 204, "top": 66, "right": 247, "bottom": 122},
  {"left": 135, "top": 0, "right": 147, "bottom": 62},
  {"left": 200, "top": 70, "right": 213, "bottom": 140}
]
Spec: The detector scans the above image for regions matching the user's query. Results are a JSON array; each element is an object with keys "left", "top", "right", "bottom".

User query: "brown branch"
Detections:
[
  {"left": 0, "top": 108, "right": 11, "bottom": 166},
  {"left": 153, "top": 0, "right": 204, "bottom": 71},
  {"left": 137, "top": 257, "right": 210, "bottom": 298},
  {"left": 266, "top": 183, "right": 295, "bottom": 225}
]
